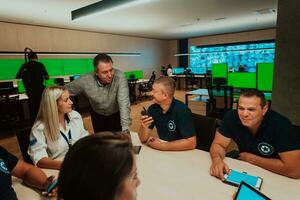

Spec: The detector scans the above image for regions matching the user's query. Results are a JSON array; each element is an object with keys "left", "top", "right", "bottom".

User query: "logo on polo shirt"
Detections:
[
  {"left": 258, "top": 142, "right": 274, "bottom": 156},
  {"left": 0, "top": 159, "right": 10, "bottom": 174},
  {"left": 167, "top": 120, "right": 176, "bottom": 132}
]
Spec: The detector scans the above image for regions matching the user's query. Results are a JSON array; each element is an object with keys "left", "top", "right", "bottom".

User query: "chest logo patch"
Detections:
[
  {"left": 167, "top": 120, "right": 176, "bottom": 132},
  {"left": 258, "top": 142, "right": 274, "bottom": 156},
  {"left": 0, "top": 159, "right": 10, "bottom": 174}
]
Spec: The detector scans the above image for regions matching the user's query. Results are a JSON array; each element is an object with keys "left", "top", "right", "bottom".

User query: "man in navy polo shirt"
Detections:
[
  {"left": 139, "top": 77, "right": 196, "bottom": 151},
  {"left": 209, "top": 89, "right": 300, "bottom": 179},
  {"left": 0, "top": 145, "right": 56, "bottom": 199}
]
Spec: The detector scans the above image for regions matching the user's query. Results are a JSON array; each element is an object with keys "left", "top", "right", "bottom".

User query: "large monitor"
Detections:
[
  {"left": 0, "top": 58, "right": 94, "bottom": 80},
  {"left": 0, "top": 59, "right": 24, "bottom": 80},
  {"left": 228, "top": 72, "right": 256, "bottom": 89},
  {"left": 257, "top": 63, "right": 274, "bottom": 92},
  {"left": 190, "top": 40, "right": 275, "bottom": 73}
]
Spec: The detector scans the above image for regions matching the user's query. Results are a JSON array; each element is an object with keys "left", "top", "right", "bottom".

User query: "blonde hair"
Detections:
[
  {"left": 154, "top": 77, "right": 176, "bottom": 97},
  {"left": 33, "top": 86, "right": 67, "bottom": 142}
]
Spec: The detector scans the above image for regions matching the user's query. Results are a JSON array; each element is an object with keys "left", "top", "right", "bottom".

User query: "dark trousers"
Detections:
[
  {"left": 89, "top": 109, "right": 122, "bottom": 132},
  {"left": 27, "top": 90, "right": 43, "bottom": 123}
]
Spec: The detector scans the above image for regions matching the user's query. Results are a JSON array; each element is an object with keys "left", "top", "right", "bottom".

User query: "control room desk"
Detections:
[{"left": 13, "top": 133, "right": 300, "bottom": 200}]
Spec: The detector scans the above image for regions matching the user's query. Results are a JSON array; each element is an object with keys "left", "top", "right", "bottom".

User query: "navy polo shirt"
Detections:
[
  {"left": 148, "top": 99, "right": 196, "bottom": 141},
  {"left": 219, "top": 110, "right": 300, "bottom": 158},
  {"left": 0, "top": 146, "right": 18, "bottom": 200}
]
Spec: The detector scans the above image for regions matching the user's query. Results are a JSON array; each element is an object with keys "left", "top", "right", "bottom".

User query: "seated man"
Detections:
[
  {"left": 139, "top": 77, "right": 196, "bottom": 151},
  {"left": 209, "top": 89, "right": 300, "bottom": 179},
  {"left": 0, "top": 145, "right": 55, "bottom": 199}
]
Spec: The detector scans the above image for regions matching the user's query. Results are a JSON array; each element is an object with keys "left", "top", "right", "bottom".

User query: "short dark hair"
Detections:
[
  {"left": 58, "top": 132, "right": 133, "bottom": 200},
  {"left": 28, "top": 51, "right": 38, "bottom": 60},
  {"left": 154, "top": 77, "right": 176, "bottom": 97},
  {"left": 93, "top": 53, "right": 113, "bottom": 68},
  {"left": 240, "top": 89, "right": 266, "bottom": 108}
]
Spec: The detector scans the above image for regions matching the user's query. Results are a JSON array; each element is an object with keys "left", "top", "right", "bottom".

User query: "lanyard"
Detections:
[{"left": 60, "top": 129, "right": 72, "bottom": 148}]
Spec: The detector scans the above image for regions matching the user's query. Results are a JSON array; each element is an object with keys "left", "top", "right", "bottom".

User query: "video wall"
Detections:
[{"left": 190, "top": 40, "right": 275, "bottom": 74}]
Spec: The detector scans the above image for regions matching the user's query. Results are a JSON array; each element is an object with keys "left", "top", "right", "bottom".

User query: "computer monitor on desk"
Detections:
[
  {"left": 0, "top": 81, "right": 16, "bottom": 96},
  {"left": 70, "top": 75, "right": 81, "bottom": 81},
  {"left": 172, "top": 67, "right": 184, "bottom": 75}
]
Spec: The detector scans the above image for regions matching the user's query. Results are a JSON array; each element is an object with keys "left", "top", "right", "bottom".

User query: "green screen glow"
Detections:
[
  {"left": 257, "top": 63, "right": 274, "bottom": 92},
  {"left": 212, "top": 63, "right": 228, "bottom": 81},
  {"left": 228, "top": 72, "right": 256, "bottom": 89}
]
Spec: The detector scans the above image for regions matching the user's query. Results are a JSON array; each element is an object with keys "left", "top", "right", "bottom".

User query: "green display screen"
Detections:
[
  {"left": 40, "top": 59, "right": 63, "bottom": 76},
  {"left": 17, "top": 80, "right": 25, "bottom": 93},
  {"left": 0, "top": 59, "right": 24, "bottom": 80},
  {"left": 212, "top": 63, "right": 228, "bottom": 81},
  {"left": 124, "top": 70, "right": 144, "bottom": 79},
  {"left": 0, "top": 58, "right": 94, "bottom": 80},
  {"left": 62, "top": 58, "right": 93, "bottom": 75},
  {"left": 257, "top": 63, "right": 274, "bottom": 92},
  {"left": 228, "top": 72, "right": 256, "bottom": 89}
]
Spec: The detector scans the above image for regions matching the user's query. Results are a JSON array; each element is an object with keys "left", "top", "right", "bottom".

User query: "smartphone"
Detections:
[
  {"left": 47, "top": 178, "right": 58, "bottom": 193},
  {"left": 133, "top": 145, "right": 142, "bottom": 154},
  {"left": 141, "top": 106, "right": 148, "bottom": 116},
  {"left": 234, "top": 181, "right": 271, "bottom": 200},
  {"left": 223, "top": 169, "right": 263, "bottom": 190}
]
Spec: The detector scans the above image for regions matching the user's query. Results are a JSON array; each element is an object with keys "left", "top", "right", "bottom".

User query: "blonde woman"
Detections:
[{"left": 28, "top": 86, "right": 89, "bottom": 169}]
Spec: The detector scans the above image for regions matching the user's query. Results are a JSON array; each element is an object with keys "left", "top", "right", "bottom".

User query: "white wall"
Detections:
[
  {"left": 189, "top": 29, "right": 276, "bottom": 47},
  {"left": 0, "top": 22, "right": 171, "bottom": 78}
]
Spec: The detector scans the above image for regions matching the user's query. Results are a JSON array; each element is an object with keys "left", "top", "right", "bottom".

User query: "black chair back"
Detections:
[
  {"left": 213, "top": 77, "right": 226, "bottom": 86},
  {"left": 192, "top": 113, "right": 217, "bottom": 151},
  {"left": 293, "top": 125, "right": 300, "bottom": 142},
  {"left": 138, "top": 72, "right": 156, "bottom": 98},
  {"left": 128, "top": 74, "right": 137, "bottom": 103},
  {"left": 54, "top": 78, "right": 64, "bottom": 86},
  {"left": 16, "top": 128, "right": 33, "bottom": 164},
  {"left": 206, "top": 80, "right": 233, "bottom": 119}
]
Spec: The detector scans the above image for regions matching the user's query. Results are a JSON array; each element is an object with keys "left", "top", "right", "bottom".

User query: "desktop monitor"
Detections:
[
  {"left": 17, "top": 80, "right": 26, "bottom": 93},
  {"left": 212, "top": 63, "right": 228, "bottom": 81},
  {"left": 124, "top": 70, "right": 143, "bottom": 79},
  {"left": 257, "top": 63, "right": 274, "bottom": 92},
  {"left": 228, "top": 72, "right": 256, "bottom": 89},
  {"left": 187, "top": 67, "right": 206, "bottom": 74},
  {"left": 0, "top": 81, "right": 15, "bottom": 96},
  {"left": 172, "top": 67, "right": 184, "bottom": 75}
]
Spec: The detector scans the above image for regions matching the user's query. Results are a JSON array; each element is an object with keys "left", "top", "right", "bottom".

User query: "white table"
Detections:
[{"left": 13, "top": 133, "right": 300, "bottom": 200}]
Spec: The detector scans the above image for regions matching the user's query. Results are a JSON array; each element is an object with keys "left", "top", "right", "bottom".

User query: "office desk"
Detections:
[
  {"left": 185, "top": 89, "right": 272, "bottom": 105},
  {"left": 171, "top": 74, "right": 205, "bottom": 90},
  {"left": 185, "top": 89, "right": 209, "bottom": 105},
  {"left": 13, "top": 133, "right": 300, "bottom": 200}
]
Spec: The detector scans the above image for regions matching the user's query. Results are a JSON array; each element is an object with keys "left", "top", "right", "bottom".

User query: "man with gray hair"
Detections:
[{"left": 139, "top": 77, "right": 196, "bottom": 151}]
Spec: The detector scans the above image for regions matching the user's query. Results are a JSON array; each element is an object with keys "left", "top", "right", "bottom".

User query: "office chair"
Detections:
[
  {"left": 128, "top": 74, "right": 138, "bottom": 104},
  {"left": 206, "top": 79, "right": 233, "bottom": 120},
  {"left": 16, "top": 127, "right": 33, "bottom": 164},
  {"left": 192, "top": 113, "right": 217, "bottom": 151},
  {"left": 138, "top": 71, "right": 156, "bottom": 99},
  {"left": 185, "top": 72, "right": 198, "bottom": 90},
  {"left": 0, "top": 95, "right": 21, "bottom": 132},
  {"left": 212, "top": 77, "right": 226, "bottom": 86},
  {"left": 54, "top": 78, "right": 65, "bottom": 86}
]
